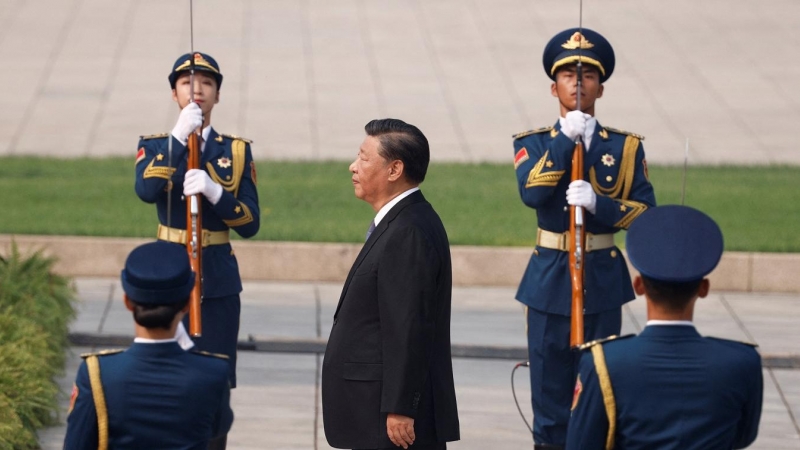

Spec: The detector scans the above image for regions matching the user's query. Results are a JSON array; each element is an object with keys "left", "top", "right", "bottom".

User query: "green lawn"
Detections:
[{"left": 1, "top": 157, "right": 798, "bottom": 252}]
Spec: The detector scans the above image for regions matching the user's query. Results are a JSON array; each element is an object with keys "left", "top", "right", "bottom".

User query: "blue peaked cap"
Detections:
[
  {"left": 168, "top": 52, "right": 223, "bottom": 89},
  {"left": 626, "top": 205, "right": 724, "bottom": 283},
  {"left": 121, "top": 241, "right": 195, "bottom": 305},
  {"left": 543, "top": 28, "right": 615, "bottom": 83}
]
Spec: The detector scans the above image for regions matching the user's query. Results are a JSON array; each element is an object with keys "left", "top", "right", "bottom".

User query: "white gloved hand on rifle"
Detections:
[
  {"left": 174, "top": 322, "right": 195, "bottom": 350},
  {"left": 566, "top": 180, "right": 597, "bottom": 214},
  {"left": 184, "top": 169, "right": 223, "bottom": 205},
  {"left": 171, "top": 102, "right": 203, "bottom": 144},
  {"left": 561, "top": 110, "right": 592, "bottom": 142}
]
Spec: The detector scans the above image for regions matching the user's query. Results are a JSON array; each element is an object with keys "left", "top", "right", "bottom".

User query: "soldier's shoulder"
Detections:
[
  {"left": 217, "top": 133, "right": 253, "bottom": 144},
  {"left": 705, "top": 336, "right": 759, "bottom": 349},
  {"left": 512, "top": 126, "right": 553, "bottom": 140},
  {"left": 578, "top": 334, "right": 634, "bottom": 351},
  {"left": 603, "top": 126, "right": 645, "bottom": 141},
  {"left": 80, "top": 349, "right": 125, "bottom": 359},
  {"left": 190, "top": 350, "right": 230, "bottom": 360},
  {"left": 138, "top": 133, "right": 170, "bottom": 141}
]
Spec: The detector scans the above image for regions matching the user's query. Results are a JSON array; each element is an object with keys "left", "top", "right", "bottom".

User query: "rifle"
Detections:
[
  {"left": 186, "top": 0, "right": 203, "bottom": 337},
  {"left": 569, "top": 0, "right": 586, "bottom": 348}
]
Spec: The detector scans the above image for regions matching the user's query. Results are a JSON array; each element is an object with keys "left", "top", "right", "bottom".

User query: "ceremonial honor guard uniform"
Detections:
[
  {"left": 63, "top": 242, "right": 233, "bottom": 449},
  {"left": 567, "top": 206, "right": 763, "bottom": 449},
  {"left": 135, "top": 52, "right": 260, "bottom": 388},
  {"left": 513, "top": 28, "right": 656, "bottom": 448}
]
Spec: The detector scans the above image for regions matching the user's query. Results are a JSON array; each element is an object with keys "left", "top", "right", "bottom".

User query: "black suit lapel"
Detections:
[{"left": 333, "top": 191, "right": 426, "bottom": 319}]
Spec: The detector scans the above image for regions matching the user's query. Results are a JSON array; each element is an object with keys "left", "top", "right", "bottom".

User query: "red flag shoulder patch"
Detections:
[
  {"left": 135, "top": 147, "right": 146, "bottom": 165},
  {"left": 250, "top": 161, "right": 258, "bottom": 185},
  {"left": 571, "top": 375, "right": 583, "bottom": 411},
  {"left": 514, "top": 147, "right": 529, "bottom": 169},
  {"left": 68, "top": 383, "right": 79, "bottom": 415},
  {"left": 643, "top": 158, "right": 649, "bottom": 180}
]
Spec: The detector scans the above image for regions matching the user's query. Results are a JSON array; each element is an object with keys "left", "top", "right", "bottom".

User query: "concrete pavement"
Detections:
[
  {"left": 2, "top": 0, "right": 800, "bottom": 165},
  {"left": 38, "top": 278, "right": 800, "bottom": 449}
]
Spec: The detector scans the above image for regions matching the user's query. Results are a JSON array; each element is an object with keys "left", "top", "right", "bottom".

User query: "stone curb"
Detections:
[{"left": 2, "top": 235, "right": 799, "bottom": 293}]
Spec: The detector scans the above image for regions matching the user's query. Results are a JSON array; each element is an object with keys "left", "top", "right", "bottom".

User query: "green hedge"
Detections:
[{"left": 0, "top": 244, "right": 76, "bottom": 449}]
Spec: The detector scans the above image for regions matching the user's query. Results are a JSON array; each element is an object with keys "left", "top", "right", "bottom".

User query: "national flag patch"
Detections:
[
  {"left": 135, "top": 147, "right": 146, "bottom": 165},
  {"left": 514, "top": 147, "right": 529, "bottom": 169},
  {"left": 571, "top": 375, "right": 583, "bottom": 411},
  {"left": 643, "top": 158, "right": 649, "bottom": 180},
  {"left": 68, "top": 383, "right": 79, "bottom": 415},
  {"left": 250, "top": 161, "right": 258, "bottom": 185}
]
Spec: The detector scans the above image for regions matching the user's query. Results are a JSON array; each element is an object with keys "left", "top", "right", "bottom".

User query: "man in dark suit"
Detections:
[
  {"left": 322, "top": 119, "right": 460, "bottom": 450},
  {"left": 63, "top": 241, "right": 233, "bottom": 449},
  {"left": 566, "top": 206, "right": 763, "bottom": 449}
]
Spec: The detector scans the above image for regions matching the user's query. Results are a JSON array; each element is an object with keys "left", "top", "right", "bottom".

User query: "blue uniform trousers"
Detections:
[
  {"left": 526, "top": 307, "right": 621, "bottom": 446},
  {"left": 183, "top": 294, "right": 241, "bottom": 388}
]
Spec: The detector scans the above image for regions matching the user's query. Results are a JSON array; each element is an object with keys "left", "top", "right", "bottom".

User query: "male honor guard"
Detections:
[
  {"left": 63, "top": 242, "right": 233, "bottom": 449},
  {"left": 512, "top": 28, "right": 656, "bottom": 449},
  {"left": 134, "top": 52, "right": 260, "bottom": 390},
  {"left": 566, "top": 206, "right": 763, "bottom": 449}
]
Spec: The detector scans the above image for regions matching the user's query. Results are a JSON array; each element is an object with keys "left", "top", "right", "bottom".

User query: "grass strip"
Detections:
[{"left": 1, "top": 157, "right": 798, "bottom": 252}]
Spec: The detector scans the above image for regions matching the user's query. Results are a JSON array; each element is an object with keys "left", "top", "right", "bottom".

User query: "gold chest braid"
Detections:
[
  {"left": 588, "top": 135, "right": 640, "bottom": 200},
  {"left": 206, "top": 139, "right": 247, "bottom": 197}
]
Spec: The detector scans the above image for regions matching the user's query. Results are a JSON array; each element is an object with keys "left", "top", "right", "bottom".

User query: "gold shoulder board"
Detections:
[
  {"left": 80, "top": 349, "right": 124, "bottom": 359},
  {"left": 706, "top": 336, "right": 758, "bottom": 347},
  {"left": 578, "top": 334, "right": 634, "bottom": 351},
  {"left": 139, "top": 133, "right": 170, "bottom": 140},
  {"left": 219, "top": 133, "right": 253, "bottom": 144},
  {"left": 512, "top": 126, "right": 553, "bottom": 140},
  {"left": 603, "top": 127, "right": 645, "bottom": 141},
  {"left": 191, "top": 350, "right": 230, "bottom": 359}
]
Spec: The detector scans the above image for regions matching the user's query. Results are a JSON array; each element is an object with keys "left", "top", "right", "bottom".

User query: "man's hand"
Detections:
[
  {"left": 561, "top": 110, "right": 592, "bottom": 142},
  {"left": 386, "top": 413, "right": 415, "bottom": 449},
  {"left": 184, "top": 169, "right": 223, "bottom": 205},
  {"left": 171, "top": 102, "right": 203, "bottom": 144},
  {"left": 566, "top": 180, "right": 597, "bottom": 214}
]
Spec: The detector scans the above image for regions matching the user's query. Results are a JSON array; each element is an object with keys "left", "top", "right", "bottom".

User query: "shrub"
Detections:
[{"left": 0, "top": 243, "right": 76, "bottom": 449}]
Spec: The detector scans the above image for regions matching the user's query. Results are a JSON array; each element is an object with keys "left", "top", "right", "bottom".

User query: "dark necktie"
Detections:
[{"left": 365, "top": 221, "right": 376, "bottom": 241}]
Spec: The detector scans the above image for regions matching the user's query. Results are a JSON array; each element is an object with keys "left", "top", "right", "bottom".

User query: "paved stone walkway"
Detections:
[{"left": 2, "top": 0, "right": 799, "bottom": 165}]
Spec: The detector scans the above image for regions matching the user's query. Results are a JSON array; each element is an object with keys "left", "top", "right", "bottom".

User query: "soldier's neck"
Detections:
[{"left": 134, "top": 322, "right": 180, "bottom": 340}]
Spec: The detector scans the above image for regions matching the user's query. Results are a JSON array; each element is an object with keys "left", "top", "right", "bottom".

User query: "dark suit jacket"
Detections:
[
  {"left": 566, "top": 326, "right": 763, "bottom": 450},
  {"left": 63, "top": 342, "right": 233, "bottom": 450},
  {"left": 322, "top": 190, "right": 460, "bottom": 449}
]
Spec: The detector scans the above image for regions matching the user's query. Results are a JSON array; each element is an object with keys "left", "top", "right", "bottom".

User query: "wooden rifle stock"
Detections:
[
  {"left": 569, "top": 140, "right": 586, "bottom": 348},
  {"left": 186, "top": 131, "right": 203, "bottom": 337}
]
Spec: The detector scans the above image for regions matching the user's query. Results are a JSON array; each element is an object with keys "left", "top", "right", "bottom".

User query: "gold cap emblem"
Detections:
[{"left": 562, "top": 32, "right": 595, "bottom": 50}]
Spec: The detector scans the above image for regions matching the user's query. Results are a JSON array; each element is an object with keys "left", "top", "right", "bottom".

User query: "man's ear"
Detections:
[
  {"left": 596, "top": 83, "right": 604, "bottom": 99},
  {"left": 171, "top": 89, "right": 179, "bottom": 103},
  {"left": 633, "top": 275, "right": 646, "bottom": 296},
  {"left": 550, "top": 82, "right": 558, "bottom": 98},
  {"left": 697, "top": 278, "right": 710, "bottom": 298},
  {"left": 124, "top": 295, "right": 135, "bottom": 312},
  {"left": 387, "top": 159, "right": 405, "bottom": 182}
]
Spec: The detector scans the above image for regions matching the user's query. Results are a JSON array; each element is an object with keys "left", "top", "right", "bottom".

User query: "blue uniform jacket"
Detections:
[
  {"left": 63, "top": 342, "right": 234, "bottom": 449},
  {"left": 135, "top": 128, "right": 260, "bottom": 298},
  {"left": 513, "top": 121, "right": 656, "bottom": 315},
  {"left": 566, "top": 326, "right": 763, "bottom": 450}
]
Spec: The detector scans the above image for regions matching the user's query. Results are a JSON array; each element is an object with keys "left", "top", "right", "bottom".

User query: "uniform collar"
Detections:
[
  {"left": 127, "top": 341, "right": 186, "bottom": 357},
  {"left": 639, "top": 324, "right": 702, "bottom": 340}
]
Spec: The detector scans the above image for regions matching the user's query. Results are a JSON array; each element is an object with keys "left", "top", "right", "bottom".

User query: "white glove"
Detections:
[
  {"left": 561, "top": 110, "right": 592, "bottom": 142},
  {"left": 175, "top": 322, "right": 195, "bottom": 350},
  {"left": 566, "top": 180, "right": 597, "bottom": 214},
  {"left": 184, "top": 169, "right": 223, "bottom": 205},
  {"left": 171, "top": 102, "right": 203, "bottom": 144}
]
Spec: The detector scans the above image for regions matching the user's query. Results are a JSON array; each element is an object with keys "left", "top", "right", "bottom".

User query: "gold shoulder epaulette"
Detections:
[
  {"left": 578, "top": 334, "right": 634, "bottom": 351},
  {"left": 219, "top": 133, "right": 253, "bottom": 144},
  {"left": 191, "top": 350, "right": 230, "bottom": 360},
  {"left": 139, "top": 133, "right": 169, "bottom": 140},
  {"left": 80, "top": 349, "right": 124, "bottom": 359},
  {"left": 604, "top": 127, "right": 645, "bottom": 141},
  {"left": 706, "top": 336, "right": 758, "bottom": 347},
  {"left": 512, "top": 126, "right": 553, "bottom": 140}
]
